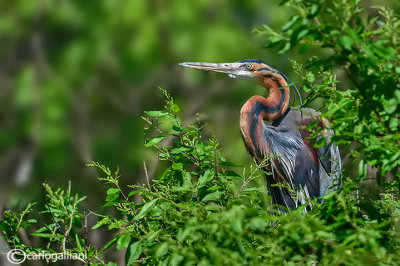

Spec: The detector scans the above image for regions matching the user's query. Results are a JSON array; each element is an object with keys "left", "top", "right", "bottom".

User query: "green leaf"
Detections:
[
  {"left": 155, "top": 242, "right": 169, "bottom": 258},
  {"left": 0, "top": 221, "right": 9, "bottom": 233},
  {"left": 201, "top": 191, "right": 223, "bottom": 202},
  {"left": 172, "top": 125, "right": 183, "bottom": 132},
  {"left": 99, "top": 237, "right": 118, "bottom": 255},
  {"left": 144, "top": 111, "right": 169, "bottom": 117},
  {"left": 225, "top": 171, "right": 243, "bottom": 181},
  {"left": 25, "top": 219, "right": 37, "bottom": 224},
  {"left": 389, "top": 117, "right": 398, "bottom": 131},
  {"left": 278, "top": 42, "right": 291, "bottom": 54},
  {"left": 314, "top": 137, "right": 326, "bottom": 148},
  {"left": 75, "top": 234, "right": 82, "bottom": 250},
  {"left": 92, "top": 217, "right": 110, "bottom": 229},
  {"left": 107, "top": 188, "right": 119, "bottom": 195},
  {"left": 297, "top": 29, "right": 309, "bottom": 40},
  {"left": 106, "top": 188, "right": 120, "bottom": 202},
  {"left": 281, "top": 15, "right": 300, "bottom": 31},
  {"left": 170, "top": 103, "right": 181, "bottom": 113},
  {"left": 128, "top": 190, "right": 143, "bottom": 198},
  {"left": 243, "top": 187, "right": 262, "bottom": 193},
  {"left": 125, "top": 241, "right": 143, "bottom": 266},
  {"left": 248, "top": 217, "right": 268, "bottom": 231},
  {"left": 76, "top": 196, "right": 87, "bottom": 204},
  {"left": 310, "top": 4, "right": 318, "bottom": 15},
  {"left": 358, "top": 160, "right": 367, "bottom": 178},
  {"left": 135, "top": 199, "right": 158, "bottom": 220},
  {"left": 117, "top": 233, "right": 131, "bottom": 250},
  {"left": 394, "top": 90, "right": 400, "bottom": 102},
  {"left": 383, "top": 98, "right": 398, "bottom": 114},
  {"left": 172, "top": 162, "right": 183, "bottom": 170},
  {"left": 30, "top": 232, "right": 54, "bottom": 238},
  {"left": 170, "top": 147, "right": 190, "bottom": 154},
  {"left": 305, "top": 72, "right": 315, "bottom": 83},
  {"left": 169, "top": 253, "right": 184, "bottom": 266},
  {"left": 306, "top": 121, "right": 318, "bottom": 130},
  {"left": 145, "top": 136, "right": 165, "bottom": 147},
  {"left": 197, "top": 169, "right": 214, "bottom": 188},
  {"left": 339, "top": 36, "right": 354, "bottom": 50},
  {"left": 279, "top": 0, "right": 291, "bottom": 6}
]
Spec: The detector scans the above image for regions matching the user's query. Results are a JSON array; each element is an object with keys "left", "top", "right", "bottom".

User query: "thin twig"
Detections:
[
  {"left": 67, "top": 180, "right": 71, "bottom": 196},
  {"left": 143, "top": 161, "right": 150, "bottom": 187},
  {"left": 46, "top": 227, "right": 57, "bottom": 249},
  {"left": 62, "top": 203, "right": 76, "bottom": 250}
]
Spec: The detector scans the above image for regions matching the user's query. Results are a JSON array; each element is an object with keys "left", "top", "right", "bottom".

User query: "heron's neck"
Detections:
[
  {"left": 239, "top": 75, "right": 290, "bottom": 158},
  {"left": 245, "top": 75, "right": 290, "bottom": 121}
]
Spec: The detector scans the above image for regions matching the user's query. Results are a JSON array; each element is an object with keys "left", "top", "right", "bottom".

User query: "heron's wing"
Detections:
[
  {"left": 296, "top": 114, "right": 342, "bottom": 196},
  {"left": 258, "top": 108, "right": 342, "bottom": 209},
  {"left": 315, "top": 128, "right": 342, "bottom": 195},
  {"left": 262, "top": 125, "right": 321, "bottom": 207}
]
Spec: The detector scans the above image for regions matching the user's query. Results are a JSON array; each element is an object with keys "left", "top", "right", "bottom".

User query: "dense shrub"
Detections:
[
  {"left": 1, "top": 0, "right": 399, "bottom": 265},
  {"left": 1, "top": 90, "right": 399, "bottom": 265},
  {"left": 255, "top": 0, "right": 400, "bottom": 176}
]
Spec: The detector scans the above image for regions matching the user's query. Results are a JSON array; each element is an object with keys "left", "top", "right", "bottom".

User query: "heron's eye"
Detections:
[{"left": 245, "top": 63, "right": 253, "bottom": 70}]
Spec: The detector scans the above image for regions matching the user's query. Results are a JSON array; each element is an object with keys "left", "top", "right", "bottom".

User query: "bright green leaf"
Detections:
[
  {"left": 117, "top": 233, "right": 131, "bottom": 250},
  {"left": 172, "top": 162, "right": 183, "bottom": 170},
  {"left": 135, "top": 199, "right": 158, "bottom": 220},
  {"left": 155, "top": 242, "right": 169, "bottom": 258},
  {"left": 339, "top": 36, "right": 354, "bottom": 50},
  {"left": 201, "top": 191, "right": 223, "bottom": 202},
  {"left": 314, "top": 137, "right": 326, "bottom": 148},
  {"left": 383, "top": 98, "right": 398, "bottom": 114},
  {"left": 144, "top": 111, "right": 169, "bottom": 117},
  {"left": 145, "top": 136, "right": 165, "bottom": 147},
  {"left": 125, "top": 241, "right": 142, "bottom": 266},
  {"left": 197, "top": 169, "right": 214, "bottom": 188}
]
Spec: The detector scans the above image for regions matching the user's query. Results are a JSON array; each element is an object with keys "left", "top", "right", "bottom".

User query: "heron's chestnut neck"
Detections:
[
  {"left": 257, "top": 74, "right": 290, "bottom": 121},
  {"left": 239, "top": 74, "right": 290, "bottom": 158}
]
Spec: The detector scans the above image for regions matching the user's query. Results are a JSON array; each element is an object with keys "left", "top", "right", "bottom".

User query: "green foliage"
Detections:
[
  {"left": 0, "top": 202, "right": 36, "bottom": 251},
  {"left": 0, "top": 0, "right": 266, "bottom": 201},
  {"left": 255, "top": 0, "right": 400, "bottom": 176},
  {"left": 1, "top": 1, "right": 400, "bottom": 265},
  {"left": 0, "top": 183, "right": 103, "bottom": 264},
  {"left": 1, "top": 91, "right": 400, "bottom": 264},
  {"left": 88, "top": 92, "right": 398, "bottom": 265}
]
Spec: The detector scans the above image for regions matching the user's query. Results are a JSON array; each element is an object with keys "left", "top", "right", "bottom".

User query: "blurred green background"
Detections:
[
  {"left": 0, "top": 0, "right": 294, "bottom": 206},
  {"left": 1, "top": 0, "right": 397, "bottom": 207},
  {"left": 1, "top": 1, "right": 399, "bottom": 264}
]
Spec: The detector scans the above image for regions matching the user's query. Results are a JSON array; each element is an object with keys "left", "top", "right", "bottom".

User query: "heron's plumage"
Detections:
[
  {"left": 180, "top": 59, "right": 342, "bottom": 210},
  {"left": 242, "top": 106, "right": 341, "bottom": 209}
]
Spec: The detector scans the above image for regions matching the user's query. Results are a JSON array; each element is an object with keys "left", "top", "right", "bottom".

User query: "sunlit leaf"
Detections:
[
  {"left": 125, "top": 241, "right": 142, "bottom": 265},
  {"left": 135, "top": 199, "right": 158, "bottom": 220}
]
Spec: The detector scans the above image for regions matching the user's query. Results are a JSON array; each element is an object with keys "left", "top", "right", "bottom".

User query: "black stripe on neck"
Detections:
[
  {"left": 253, "top": 88, "right": 286, "bottom": 115},
  {"left": 248, "top": 89, "right": 287, "bottom": 155},
  {"left": 272, "top": 107, "right": 291, "bottom": 127}
]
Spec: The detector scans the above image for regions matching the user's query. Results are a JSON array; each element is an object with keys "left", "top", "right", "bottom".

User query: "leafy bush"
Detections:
[
  {"left": 255, "top": 0, "right": 400, "bottom": 176},
  {"left": 1, "top": 0, "right": 399, "bottom": 265},
  {"left": 2, "top": 90, "right": 399, "bottom": 265}
]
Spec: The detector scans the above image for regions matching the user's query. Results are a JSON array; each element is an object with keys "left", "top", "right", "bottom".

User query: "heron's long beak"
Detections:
[{"left": 179, "top": 62, "right": 253, "bottom": 79}]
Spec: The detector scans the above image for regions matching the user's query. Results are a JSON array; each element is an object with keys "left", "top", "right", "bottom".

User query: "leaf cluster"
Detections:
[
  {"left": 1, "top": 91, "right": 399, "bottom": 265},
  {"left": 256, "top": 0, "right": 400, "bottom": 175},
  {"left": 87, "top": 91, "right": 400, "bottom": 265}
]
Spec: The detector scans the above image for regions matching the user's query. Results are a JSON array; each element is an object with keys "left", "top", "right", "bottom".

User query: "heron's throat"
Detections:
[
  {"left": 241, "top": 78, "right": 290, "bottom": 122},
  {"left": 239, "top": 77, "right": 290, "bottom": 158}
]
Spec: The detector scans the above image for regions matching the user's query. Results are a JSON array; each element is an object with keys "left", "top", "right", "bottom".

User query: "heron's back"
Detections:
[{"left": 264, "top": 107, "right": 342, "bottom": 208}]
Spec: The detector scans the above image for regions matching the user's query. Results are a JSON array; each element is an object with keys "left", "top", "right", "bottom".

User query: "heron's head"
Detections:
[
  {"left": 180, "top": 59, "right": 303, "bottom": 106},
  {"left": 179, "top": 59, "right": 281, "bottom": 84}
]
